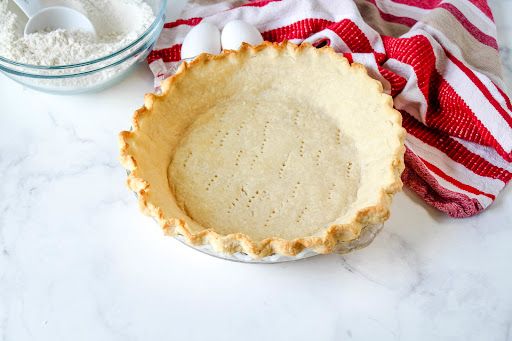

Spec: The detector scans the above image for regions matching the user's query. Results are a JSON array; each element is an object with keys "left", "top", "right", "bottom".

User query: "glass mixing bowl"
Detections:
[{"left": 0, "top": 0, "right": 168, "bottom": 94}]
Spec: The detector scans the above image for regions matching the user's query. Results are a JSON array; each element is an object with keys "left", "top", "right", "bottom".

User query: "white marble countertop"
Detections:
[{"left": 1, "top": 1, "right": 512, "bottom": 340}]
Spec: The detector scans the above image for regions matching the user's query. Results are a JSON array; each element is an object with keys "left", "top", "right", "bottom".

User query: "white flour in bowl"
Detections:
[{"left": 0, "top": 0, "right": 155, "bottom": 65}]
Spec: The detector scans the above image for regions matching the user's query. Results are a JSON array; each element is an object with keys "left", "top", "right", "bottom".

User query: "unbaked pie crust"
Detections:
[{"left": 119, "top": 42, "right": 405, "bottom": 258}]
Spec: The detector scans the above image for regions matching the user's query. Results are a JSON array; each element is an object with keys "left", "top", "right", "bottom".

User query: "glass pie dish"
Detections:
[
  {"left": 173, "top": 223, "right": 384, "bottom": 263},
  {"left": 0, "top": 0, "right": 167, "bottom": 94},
  {"left": 131, "top": 188, "right": 384, "bottom": 263},
  {"left": 120, "top": 43, "right": 405, "bottom": 263}
]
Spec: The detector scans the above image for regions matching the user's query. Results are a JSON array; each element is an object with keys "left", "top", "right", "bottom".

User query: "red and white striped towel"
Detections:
[{"left": 147, "top": 0, "right": 512, "bottom": 218}]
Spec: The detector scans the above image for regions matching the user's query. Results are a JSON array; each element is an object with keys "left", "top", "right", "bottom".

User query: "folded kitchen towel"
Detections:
[{"left": 147, "top": 0, "right": 512, "bottom": 218}]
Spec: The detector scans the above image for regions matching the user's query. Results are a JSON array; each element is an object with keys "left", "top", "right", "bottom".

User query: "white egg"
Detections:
[
  {"left": 221, "top": 20, "right": 264, "bottom": 50},
  {"left": 181, "top": 22, "right": 221, "bottom": 59}
]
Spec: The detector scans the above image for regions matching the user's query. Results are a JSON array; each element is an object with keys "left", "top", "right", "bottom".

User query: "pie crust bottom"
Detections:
[{"left": 169, "top": 96, "right": 361, "bottom": 241}]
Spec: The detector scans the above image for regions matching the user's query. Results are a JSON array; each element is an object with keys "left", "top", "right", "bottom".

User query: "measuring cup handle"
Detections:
[{"left": 12, "top": 0, "right": 41, "bottom": 18}]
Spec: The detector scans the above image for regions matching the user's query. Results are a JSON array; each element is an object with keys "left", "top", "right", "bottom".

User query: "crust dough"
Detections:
[{"left": 119, "top": 42, "right": 406, "bottom": 258}]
